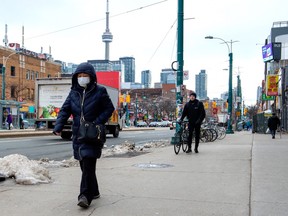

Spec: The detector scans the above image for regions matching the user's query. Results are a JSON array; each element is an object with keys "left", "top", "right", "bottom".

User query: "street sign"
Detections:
[{"left": 183, "top": 70, "right": 189, "bottom": 80}]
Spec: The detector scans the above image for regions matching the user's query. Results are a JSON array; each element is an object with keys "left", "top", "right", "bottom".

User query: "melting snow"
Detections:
[{"left": 0, "top": 139, "right": 169, "bottom": 185}]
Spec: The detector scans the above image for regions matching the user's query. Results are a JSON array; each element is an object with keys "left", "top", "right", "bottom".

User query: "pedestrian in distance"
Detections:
[
  {"left": 6, "top": 113, "right": 13, "bottom": 130},
  {"left": 179, "top": 92, "right": 206, "bottom": 153},
  {"left": 53, "top": 62, "right": 114, "bottom": 208},
  {"left": 267, "top": 112, "right": 280, "bottom": 139}
]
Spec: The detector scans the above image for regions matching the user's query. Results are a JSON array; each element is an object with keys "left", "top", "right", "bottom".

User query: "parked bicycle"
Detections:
[{"left": 174, "top": 121, "right": 189, "bottom": 154}]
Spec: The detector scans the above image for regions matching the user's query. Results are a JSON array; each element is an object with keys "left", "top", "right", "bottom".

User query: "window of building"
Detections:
[
  {"left": 31, "top": 89, "right": 34, "bottom": 100},
  {"left": 11, "top": 66, "right": 16, "bottom": 76},
  {"left": 11, "top": 86, "right": 16, "bottom": 98},
  {"left": 40, "top": 61, "right": 45, "bottom": 73},
  {"left": 0, "top": 63, "right": 3, "bottom": 74},
  {"left": 26, "top": 70, "right": 30, "bottom": 80},
  {"left": 35, "top": 71, "right": 39, "bottom": 79},
  {"left": 19, "top": 55, "right": 25, "bottom": 68},
  {"left": 31, "top": 70, "right": 35, "bottom": 80}
]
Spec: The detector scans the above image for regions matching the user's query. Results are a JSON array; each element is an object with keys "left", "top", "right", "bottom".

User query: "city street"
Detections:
[
  {"left": 0, "top": 127, "right": 173, "bottom": 160},
  {"left": 1, "top": 130, "right": 288, "bottom": 215}
]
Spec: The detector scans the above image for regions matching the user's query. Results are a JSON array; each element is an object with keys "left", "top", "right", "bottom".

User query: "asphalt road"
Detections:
[{"left": 0, "top": 127, "right": 174, "bottom": 161}]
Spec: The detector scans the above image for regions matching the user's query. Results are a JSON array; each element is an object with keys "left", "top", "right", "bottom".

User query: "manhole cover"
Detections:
[{"left": 133, "top": 163, "right": 173, "bottom": 168}]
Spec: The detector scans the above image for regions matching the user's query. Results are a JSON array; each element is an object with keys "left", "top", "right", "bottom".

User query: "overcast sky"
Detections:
[{"left": 1, "top": 0, "right": 287, "bottom": 105}]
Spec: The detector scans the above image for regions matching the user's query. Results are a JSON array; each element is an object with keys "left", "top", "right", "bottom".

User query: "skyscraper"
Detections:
[
  {"left": 141, "top": 70, "right": 151, "bottom": 88},
  {"left": 195, "top": 70, "right": 207, "bottom": 99},
  {"left": 160, "top": 68, "right": 175, "bottom": 84},
  {"left": 120, "top": 57, "right": 135, "bottom": 82}
]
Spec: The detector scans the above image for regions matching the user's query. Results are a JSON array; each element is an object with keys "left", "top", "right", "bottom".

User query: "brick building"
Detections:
[
  {"left": 0, "top": 45, "right": 61, "bottom": 129},
  {"left": 0, "top": 46, "right": 61, "bottom": 106}
]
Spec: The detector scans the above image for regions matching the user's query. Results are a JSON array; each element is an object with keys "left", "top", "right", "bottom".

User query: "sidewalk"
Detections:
[{"left": 0, "top": 131, "right": 288, "bottom": 215}]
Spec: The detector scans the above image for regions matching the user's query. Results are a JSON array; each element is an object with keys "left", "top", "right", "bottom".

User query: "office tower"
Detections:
[
  {"left": 141, "top": 70, "right": 151, "bottom": 88},
  {"left": 195, "top": 69, "right": 207, "bottom": 99},
  {"left": 120, "top": 57, "right": 135, "bottom": 82},
  {"left": 160, "top": 68, "right": 175, "bottom": 84}
]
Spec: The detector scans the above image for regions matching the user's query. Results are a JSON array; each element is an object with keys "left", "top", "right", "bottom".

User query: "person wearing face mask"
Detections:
[{"left": 53, "top": 62, "right": 114, "bottom": 208}]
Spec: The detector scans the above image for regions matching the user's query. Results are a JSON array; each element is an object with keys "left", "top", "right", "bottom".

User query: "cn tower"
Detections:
[{"left": 102, "top": 0, "right": 113, "bottom": 60}]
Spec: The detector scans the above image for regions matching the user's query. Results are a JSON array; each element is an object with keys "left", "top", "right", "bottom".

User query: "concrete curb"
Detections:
[{"left": 0, "top": 127, "right": 155, "bottom": 138}]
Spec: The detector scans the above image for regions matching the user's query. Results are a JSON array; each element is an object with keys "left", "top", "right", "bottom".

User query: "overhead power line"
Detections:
[{"left": 27, "top": 0, "right": 168, "bottom": 40}]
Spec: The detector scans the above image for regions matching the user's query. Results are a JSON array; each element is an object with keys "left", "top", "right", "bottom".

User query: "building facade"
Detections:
[
  {"left": 119, "top": 57, "right": 135, "bottom": 83},
  {"left": 0, "top": 46, "right": 61, "bottom": 103},
  {"left": 0, "top": 46, "right": 61, "bottom": 128},
  {"left": 195, "top": 69, "right": 207, "bottom": 100},
  {"left": 262, "top": 21, "right": 288, "bottom": 131},
  {"left": 141, "top": 70, "right": 151, "bottom": 88},
  {"left": 160, "top": 68, "right": 175, "bottom": 84}
]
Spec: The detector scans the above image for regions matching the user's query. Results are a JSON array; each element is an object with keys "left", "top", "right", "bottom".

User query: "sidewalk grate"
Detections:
[{"left": 133, "top": 163, "right": 173, "bottom": 168}]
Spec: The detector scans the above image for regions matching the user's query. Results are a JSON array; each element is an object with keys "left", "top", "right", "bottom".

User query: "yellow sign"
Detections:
[
  {"left": 266, "top": 75, "right": 279, "bottom": 96},
  {"left": 126, "top": 95, "right": 130, "bottom": 103}
]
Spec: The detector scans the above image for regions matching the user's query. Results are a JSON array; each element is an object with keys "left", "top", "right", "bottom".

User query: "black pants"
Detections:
[
  {"left": 79, "top": 158, "right": 99, "bottom": 204},
  {"left": 270, "top": 129, "right": 276, "bottom": 137},
  {"left": 188, "top": 123, "right": 201, "bottom": 150}
]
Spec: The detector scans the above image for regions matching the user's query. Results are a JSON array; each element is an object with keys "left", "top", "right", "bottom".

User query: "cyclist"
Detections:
[{"left": 179, "top": 92, "right": 206, "bottom": 153}]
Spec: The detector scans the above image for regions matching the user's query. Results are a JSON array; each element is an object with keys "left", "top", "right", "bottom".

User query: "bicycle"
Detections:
[{"left": 174, "top": 121, "right": 189, "bottom": 154}]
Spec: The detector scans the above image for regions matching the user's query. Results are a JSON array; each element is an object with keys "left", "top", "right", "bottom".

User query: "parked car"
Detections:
[
  {"left": 159, "top": 120, "right": 172, "bottom": 127},
  {"left": 137, "top": 121, "right": 148, "bottom": 127},
  {"left": 149, "top": 121, "right": 161, "bottom": 127}
]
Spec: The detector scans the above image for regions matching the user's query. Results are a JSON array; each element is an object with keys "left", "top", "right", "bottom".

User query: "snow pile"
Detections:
[
  {"left": 0, "top": 154, "right": 51, "bottom": 185},
  {"left": 38, "top": 157, "right": 79, "bottom": 168},
  {"left": 102, "top": 139, "right": 169, "bottom": 157},
  {"left": 0, "top": 139, "right": 169, "bottom": 185}
]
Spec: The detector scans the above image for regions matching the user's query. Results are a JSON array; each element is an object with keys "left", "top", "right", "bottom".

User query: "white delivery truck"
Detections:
[{"left": 34, "top": 77, "right": 124, "bottom": 139}]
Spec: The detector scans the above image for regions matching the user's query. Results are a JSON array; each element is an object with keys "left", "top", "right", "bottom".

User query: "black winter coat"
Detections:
[
  {"left": 53, "top": 63, "right": 114, "bottom": 160},
  {"left": 180, "top": 99, "right": 206, "bottom": 125},
  {"left": 268, "top": 115, "right": 280, "bottom": 130}
]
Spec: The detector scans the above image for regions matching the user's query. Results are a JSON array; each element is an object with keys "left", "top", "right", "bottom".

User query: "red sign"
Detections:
[{"left": 96, "top": 71, "right": 121, "bottom": 90}]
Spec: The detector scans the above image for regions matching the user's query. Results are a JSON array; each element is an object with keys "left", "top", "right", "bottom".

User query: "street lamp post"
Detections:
[
  {"left": 205, "top": 36, "right": 239, "bottom": 134},
  {"left": 1, "top": 52, "right": 18, "bottom": 100},
  {"left": 135, "top": 93, "right": 138, "bottom": 127}
]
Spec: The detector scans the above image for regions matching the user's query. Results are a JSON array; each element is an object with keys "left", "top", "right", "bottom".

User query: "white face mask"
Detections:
[{"left": 78, "top": 77, "right": 90, "bottom": 87}]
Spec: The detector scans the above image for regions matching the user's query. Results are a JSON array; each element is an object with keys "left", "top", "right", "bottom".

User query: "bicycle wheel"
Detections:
[
  {"left": 174, "top": 142, "right": 181, "bottom": 154},
  {"left": 182, "top": 130, "right": 189, "bottom": 152}
]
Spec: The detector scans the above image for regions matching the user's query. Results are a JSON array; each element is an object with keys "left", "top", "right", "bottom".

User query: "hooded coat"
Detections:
[
  {"left": 268, "top": 114, "right": 280, "bottom": 130},
  {"left": 53, "top": 62, "right": 114, "bottom": 160}
]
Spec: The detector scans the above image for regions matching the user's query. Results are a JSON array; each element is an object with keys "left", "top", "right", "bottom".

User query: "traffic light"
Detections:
[
  {"left": 204, "top": 102, "right": 209, "bottom": 109},
  {"left": 212, "top": 101, "right": 217, "bottom": 108}
]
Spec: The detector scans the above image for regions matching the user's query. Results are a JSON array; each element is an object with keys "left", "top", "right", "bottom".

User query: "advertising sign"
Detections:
[
  {"left": 262, "top": 93, "right": 275, "bottom": 101},
  {"left": 262, "top": 43, "right": 273, "bottom": 62},
  {"left": 262, "top": 42, "right": 281, "bottom": 62},
  {"left": 266, "top": 75, "right": 279, "bottom": 96}
]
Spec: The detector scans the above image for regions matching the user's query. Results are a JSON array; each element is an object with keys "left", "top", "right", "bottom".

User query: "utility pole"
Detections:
[
  {"left": 170, "top": 0, "right": 184, "bottom": 145},
  {"left": 174, "top": 0, "right": 184, "bottom": 125}
]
